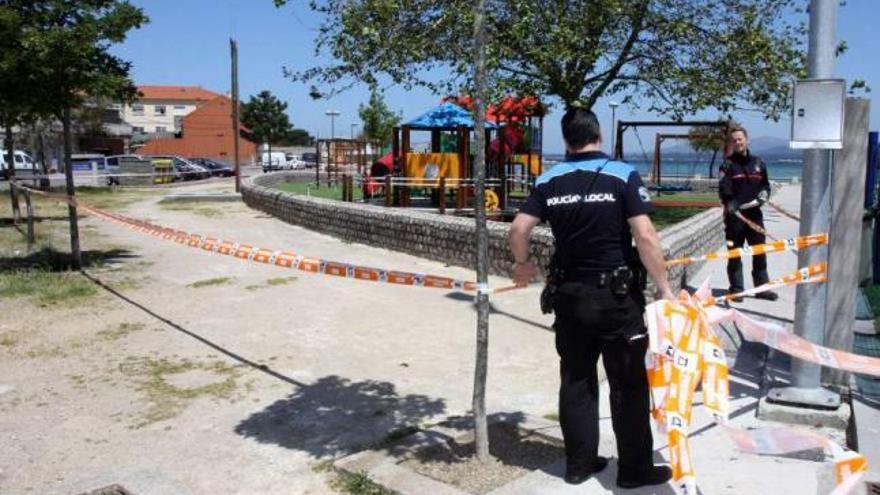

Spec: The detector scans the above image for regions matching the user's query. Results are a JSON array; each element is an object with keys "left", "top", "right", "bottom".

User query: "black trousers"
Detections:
[
  {"left": 725, "top": 208, "right": 770, "bottom": 292},
  {"left": 552, "top": 282, "right": 654, "bottom": 477}
]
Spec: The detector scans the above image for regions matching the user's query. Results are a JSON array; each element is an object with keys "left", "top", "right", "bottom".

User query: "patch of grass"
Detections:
[
  {"left": 312, "top": 459, "right": 335, "bottom": 473},
  {"left": 275, "top": 181, "right": 363, "bottom": 201},
  {"left": 187, "top": 276, "right": 233, "bottom": 288},
  {"left": 247, "top": 276, "right": 299, "bottom": 291},
  {"left": 330, "top": 470, "right": 392, "bottom": 495},
  {"left": 651, "top": 206, "right": 707, "bottom": 230},
  {"left": 159, "top": 202, "right": 226, "bottom": 218},
  {"left": 542, "top": 412, "right": 559, "bottom": 422},
  {"left": 862, "top": 285, "right": 880, "bottom": 329},
  {"left": 0, "top": 269, "right": 97, "bottom": 306},
  {"left": 74, "top": 187, "right": 158, "bottom": 211},
  {"left": 651, "top": 192, "right": 720, "bottom": 203},
  {"left": 119, "top": 357, "right": 244, "bottom": 428},
  {"left": 0, "top": 330, "right": 22, "bottom": 348},
  {"left": 97, "top": 322, "right": 145, "bottom": 342}
]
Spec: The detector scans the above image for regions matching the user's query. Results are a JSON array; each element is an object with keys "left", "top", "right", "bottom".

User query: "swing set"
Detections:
[{"left": 613, "top": 120, "right": 731, "bottom": 192}]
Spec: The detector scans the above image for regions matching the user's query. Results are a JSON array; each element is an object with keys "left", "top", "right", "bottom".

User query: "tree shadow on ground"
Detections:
[
  {"left": 444, "top": 291, "right": 552, "bottom": 332},
  {"left": 0, "top": 215, "right": 73, "bottom": 226},
  {"left": 401, "top": 412, "right": 567, "bottom": 471},
  {"left": 0, "top": 246, "right": 137, "bottom": 272},
  {"left": 234, "top": 375, "right": 447, "bottom": 458}
]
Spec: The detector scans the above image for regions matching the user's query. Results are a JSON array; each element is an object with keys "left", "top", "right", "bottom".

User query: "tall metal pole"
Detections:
[
  {"left": 767, "top": 0, "right": 840, "bottom": 409},
  {"left": 230, "top": 38, "right": 241, "bottom": 193},
  {"left": 325, "top": 110, "right": 340, "bottom": 139},
  {"left": 471, "top": 0, "right": 491, "bottom": 462},
  {"left": 609, "top": 101, "right": 619, "bottom": 156}
]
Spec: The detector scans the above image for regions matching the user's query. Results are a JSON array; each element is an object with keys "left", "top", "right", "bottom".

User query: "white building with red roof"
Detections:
[{"left": 120, "top": 85, "right": 222, "bottom": 136}]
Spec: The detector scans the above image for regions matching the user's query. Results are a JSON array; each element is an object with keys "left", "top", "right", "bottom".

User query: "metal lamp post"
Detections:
[
  {"left": 325, "top": 110, "right": 340, "bottom": 138},
  {"left": 609, "top": 101, "right": 620, "bottom": 157}
]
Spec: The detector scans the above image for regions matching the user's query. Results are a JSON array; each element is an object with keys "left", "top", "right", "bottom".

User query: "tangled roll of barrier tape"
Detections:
[{"left": 644, "top": 269, "right": 878, "bottom": 495}]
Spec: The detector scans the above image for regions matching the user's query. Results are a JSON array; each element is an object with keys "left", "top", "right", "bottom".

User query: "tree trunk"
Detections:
[
  {"left": 5, "top": 124, "right": 21, "bottom": 222},
  {"left": 471, "top": 0, "right": 491, "bottom": 462},
  {"left": 62, "top": 108, "right": 81, "bottom": 270}
]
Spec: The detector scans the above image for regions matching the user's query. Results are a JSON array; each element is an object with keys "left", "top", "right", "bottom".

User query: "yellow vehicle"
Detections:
[{"left": 150, "top": 158, "right": 174, "bottom": 184}]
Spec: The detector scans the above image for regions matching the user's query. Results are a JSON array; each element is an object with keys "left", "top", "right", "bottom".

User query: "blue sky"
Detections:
[{"left": 112, "top": 0, "right": 879, "bottom": 154}]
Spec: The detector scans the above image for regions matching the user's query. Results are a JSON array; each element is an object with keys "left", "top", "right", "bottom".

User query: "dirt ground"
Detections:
[{"left": 0, "top": 180, "right": 565, "bottom": 495}]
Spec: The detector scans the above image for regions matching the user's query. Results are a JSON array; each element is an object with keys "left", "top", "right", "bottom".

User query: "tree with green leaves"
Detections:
[
  {"left": 241, "top": 90, "right": 293, "bottom": 165},
  {"left": 1, "top": 0, "right": 147, "bottom": 268},
  {"left": 276, "top": 0, "right": 805, "bottom": 119},
  {"left": 357, "top": 90, "right": 401, "bottom": 147}
]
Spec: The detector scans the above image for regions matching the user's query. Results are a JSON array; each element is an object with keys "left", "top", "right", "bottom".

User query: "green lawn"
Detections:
[
  {"left": 651, "top": 191, "right": 719, "bottom": 203},
  {"left": 276, "top": 182, "right": 363, "bottom": 201},
  {"left": 651, "top": 206, "right": 707, "bottom": 230}
]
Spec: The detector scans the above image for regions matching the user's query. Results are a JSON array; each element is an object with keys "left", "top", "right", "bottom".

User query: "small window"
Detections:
[
  {"left": 132, "top": 104, "right": 144, "bottom": 115},
  {"left": 107, "top": 158, "right": 118, "bottom": 166},
  {"left": 155, "top": 126, "right": 167, "bottom": 133},
  {"left": 173, "top": 116, "right": 184, "bottom": 129},
  {"left": 14, "top": 155, "right": 23, "bottom": 163},
  {"left": 154, "top": 105, "right": 167, "bottom": 116},
  {"left": 174, "top": 105, "right": 186, "bottom": 110},
  {"left": 132, "top": 126, "right": 144, "bottom": 134}
]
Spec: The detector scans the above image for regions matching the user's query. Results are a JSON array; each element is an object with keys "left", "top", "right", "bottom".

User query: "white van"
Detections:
[
  {"left": 0, "top": 150, "right": 39, "bottom": 177},
  {"left": 261, "top": 151, "right": 288, "bottom": 172}
]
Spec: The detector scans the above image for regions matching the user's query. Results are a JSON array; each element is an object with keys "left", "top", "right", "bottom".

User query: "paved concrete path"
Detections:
[{"left": 497, "top": 183, "right": 879, "bottom": 494}]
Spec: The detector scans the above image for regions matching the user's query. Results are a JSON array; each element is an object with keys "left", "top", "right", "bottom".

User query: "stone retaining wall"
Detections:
[{"left": 242, "top": 173, "right": 724, "bottom": 290}]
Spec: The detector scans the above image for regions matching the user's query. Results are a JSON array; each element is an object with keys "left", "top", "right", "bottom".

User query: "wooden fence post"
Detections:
[{"left": 439, "top": 177, "right": 446, "bottom": 214}]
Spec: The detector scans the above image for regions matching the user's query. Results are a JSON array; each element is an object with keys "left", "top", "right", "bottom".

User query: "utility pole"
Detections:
[
  {"left": 767, "top": 0, "right": 840, "bottom": 409},
  {"left": 230, "top": 38, "right": 241, "bottom": 193}
]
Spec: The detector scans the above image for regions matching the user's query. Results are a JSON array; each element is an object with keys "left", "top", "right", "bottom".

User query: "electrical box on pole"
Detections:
[{"left": 790, "top": 79, "right": 846, "bottom": 150}]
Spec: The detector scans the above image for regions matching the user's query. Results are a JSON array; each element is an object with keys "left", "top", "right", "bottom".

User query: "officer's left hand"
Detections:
[
  {"left": 757, "top": 190, "right": 769, "bottom": 205},
  {"left": 512, "top": 260, "right": 538, "bottom": 287}
]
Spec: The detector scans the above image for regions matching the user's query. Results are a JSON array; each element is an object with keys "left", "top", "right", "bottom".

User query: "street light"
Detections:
[
  {"left": 325, "top": 110, "right": 341, "bottom": 138},
  {"left": 351, "top": 123, "right": 359, "bottom": 139},
  {"left": 608, "top": 101, "right": 620, "bottom": 158}
]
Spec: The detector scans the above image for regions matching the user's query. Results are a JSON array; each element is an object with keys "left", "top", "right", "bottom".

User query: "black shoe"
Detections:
[
  {"left": 727, "top": 290, "right": 744, "bottom": 303},
  {"left": 617, "top": 465, "right": 673, "bottom": 489},
  {"left": 754, "top": 290, "right": 779, "bottom": 301},
  {"left": 565, "top": 456, "right": 608, "bottom": 485}
]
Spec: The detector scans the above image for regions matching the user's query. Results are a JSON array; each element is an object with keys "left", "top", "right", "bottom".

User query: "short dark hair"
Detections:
[
  {"left": 729, "top": 126, "right": 748, "bottom": 138},
  {"left": 561, "top": 107, "right": 601, "bottom": 149}
]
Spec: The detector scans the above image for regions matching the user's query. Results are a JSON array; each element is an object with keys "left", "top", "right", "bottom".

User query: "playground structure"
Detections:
[
  {"left": 614, "top": 120, "right": 731, "bottom": 189},
  {"left": 356, "top": 97, "right": 545, "bottom": 212},
  {"left": 314, "top": 138, "right": 376, "bottom": 187}
]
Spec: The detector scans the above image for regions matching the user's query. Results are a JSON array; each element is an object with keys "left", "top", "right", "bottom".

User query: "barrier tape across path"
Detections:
[
  {"left": 15, "top": 183, "right": 874, "bottom": 494},
  {"left": 645, "top": 269, "right": 879, "bottom": 495},
  {"left": 17, "top": 185, "right": 521, "bottom": 295},
  {"left": 666, "top": 233, "right": 827, "bottom": 267}
]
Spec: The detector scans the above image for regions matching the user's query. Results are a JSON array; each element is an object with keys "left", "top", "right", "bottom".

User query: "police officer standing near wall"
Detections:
[
  {"left": 719, "top": 127, "right": 777, "bottom": 302},
  {"left": 507, "top": 107, "right": 673, "bottom": 488}
]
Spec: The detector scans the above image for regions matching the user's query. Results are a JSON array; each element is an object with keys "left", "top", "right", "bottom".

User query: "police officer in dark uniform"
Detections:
[
  {"left": 508, "top": 107, "right": 673, "bottom": 488},
  {"left": 719, "top": 126, "right": 778, "bottom": 302}
]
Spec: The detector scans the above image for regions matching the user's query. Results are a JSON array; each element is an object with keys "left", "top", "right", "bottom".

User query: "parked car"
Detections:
[
  {"left": 190, "top": 157, "right": 235, "bottom": 177},
  {"left": 146, "top": 155, "right": 210, "bottom": 181},
  {"left": 104, "top": 154, "right": 146, "bottom": 185},
  {"left": 0, "top": 150, "right": 39, "bottom": 179},
  {"left": 300, "top": 152, "right": 318, "bottom": 168},
  {"left": 285, "top": 157, "right": 307, "bottom": 170}
]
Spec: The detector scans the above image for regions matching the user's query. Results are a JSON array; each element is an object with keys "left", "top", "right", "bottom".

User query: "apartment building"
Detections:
[{"left": 121, "top": 85, "right": 221, "bottom": 135}]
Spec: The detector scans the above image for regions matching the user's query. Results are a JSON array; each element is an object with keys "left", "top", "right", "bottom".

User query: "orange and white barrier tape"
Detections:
[
  {"left": 644, "top": 271, "right": 875, "bottom": 495},
  {"left": 666, "top": 233, "right": 827, "bottom": 267},
  {"left": 18, "top": 185, "right": 520, "bottom": 295}
]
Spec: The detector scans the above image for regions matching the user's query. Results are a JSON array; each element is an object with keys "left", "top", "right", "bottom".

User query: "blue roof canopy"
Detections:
[{"left": 405, "top": 102, "right": 497, "bottom": 130}]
